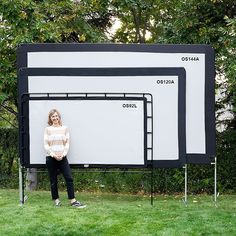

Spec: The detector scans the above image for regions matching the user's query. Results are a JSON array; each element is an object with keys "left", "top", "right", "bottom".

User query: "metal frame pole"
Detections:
[
  {"left": 183, "top": 164, "right": 188, "bottom": 205},
  {"left": 213, "top": 157, "right": 217, "bottom": 203},
  {"left": 19, "top": 161, "right": 24, "bottom": 206},
  {"left": 151, "top": 164, "right": 154, "bottom": 206}
]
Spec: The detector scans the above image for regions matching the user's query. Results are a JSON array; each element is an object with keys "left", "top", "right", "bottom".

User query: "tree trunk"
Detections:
[{"left": 26, "top": 168, "right": 38, "bottom": 191}]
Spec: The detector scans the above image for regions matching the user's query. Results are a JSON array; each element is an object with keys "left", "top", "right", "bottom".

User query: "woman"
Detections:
[{"left": 44, "top": 108, "right": 86, "bottom": 208}]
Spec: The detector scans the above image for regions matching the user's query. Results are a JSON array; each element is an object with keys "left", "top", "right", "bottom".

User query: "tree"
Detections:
[
  {"left": 111, "top": 0, "right": 158, "bottom": 43},
  {"left": 146, "top": 0, "right": 235, "bottom": 126},
  {"left": 0, "top": 0, "right": 112, "bottom": 128},
  {"left": 0, "top": 0, "right": 235, "bottom": 192},
  {"left": 151, "top": 0, "right": 236, "bottom": 190},
  {"left": 0, "top": 0, "right": 112, "bottom": 190},
  {"left": 216, "top": 17, "right": 236, "bottom": 130}
]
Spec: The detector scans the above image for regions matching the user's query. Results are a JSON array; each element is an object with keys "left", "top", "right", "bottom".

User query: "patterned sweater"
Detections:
[{"left": 44, "top": 125, "right": 70, "bottom": 157}]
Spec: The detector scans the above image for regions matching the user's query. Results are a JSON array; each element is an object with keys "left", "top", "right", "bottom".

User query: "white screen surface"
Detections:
[
  {"left": 29, "top": 99, "right": 145, "bottom": 165},
  {"left": 28, "top": 75, "right": 180, "bottom": 161},
  {"left": 27, "top": 51, "right": 205, "bottom": 154}
]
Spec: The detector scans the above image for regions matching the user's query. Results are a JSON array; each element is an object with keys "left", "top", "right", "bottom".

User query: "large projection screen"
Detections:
[
  {"left": 18, "top": 68, "right": 186, "bottom": 168},
  {"left": 17, "top": 43, "right": 215, "bottom": 164},
  {"left": 21, "top": 97, "right": 147, "bottom": 168}
]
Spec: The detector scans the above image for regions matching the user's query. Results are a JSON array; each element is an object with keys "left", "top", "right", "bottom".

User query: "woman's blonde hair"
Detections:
[{"left": 47, "top": 109, "right": 62, "bottom": 126}]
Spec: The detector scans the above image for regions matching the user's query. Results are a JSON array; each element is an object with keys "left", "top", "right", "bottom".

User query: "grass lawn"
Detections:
[{"left": 0, "top": 189, "right": 235, "bottom": 236}]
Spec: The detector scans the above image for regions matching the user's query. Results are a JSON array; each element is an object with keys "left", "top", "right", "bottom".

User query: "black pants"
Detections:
[{"left": 46, "top": 156, "right": 75, "bottom": 200}]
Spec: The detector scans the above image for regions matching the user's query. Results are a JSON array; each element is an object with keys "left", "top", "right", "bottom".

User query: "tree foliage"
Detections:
[
  {"left": 217, "top": 17, "right": 236, "bottom": 128},
  {"left": 0, "top": 0, "right": 112, "bottom": 127},
  {"left": 111, "top": 0, "right": 157, "bottom": 43},
  {"left": 0, "top": 0, "right": 235, "bottom": 191},
  {"left": 152, "top": 0, "right": 236, "bottom": 129}
]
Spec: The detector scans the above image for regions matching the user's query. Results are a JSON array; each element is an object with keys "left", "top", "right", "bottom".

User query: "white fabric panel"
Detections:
[
  {"left": 29, "top": 75, "right": 179, "bottom": 161},
  {"left": 28, "top": 51, "right": 205, "bottom": 154},
  {"left": 29, "top": 100, "right": 145, "bottom": 165}
]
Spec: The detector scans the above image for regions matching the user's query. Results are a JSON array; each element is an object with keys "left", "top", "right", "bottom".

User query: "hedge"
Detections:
[{"left": 0, "top": 128, "right": 235, "bottom": 194}]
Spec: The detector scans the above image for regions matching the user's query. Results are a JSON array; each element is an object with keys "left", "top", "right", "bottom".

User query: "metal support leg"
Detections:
[
  {"left": 183, "top": 164, "right": 188, "bottom": 206},
  {"left": 211, "top": 156, "right": 218, "bottom": 204},
  {"left": 19, "top": 163, "right": 24, "bottom": 206},
  {"left": 151, "top": 166, "right": 154, "bottom": 206},
  {"left": 214, "top": 157, "right": 217, "bottom": 203},
  {"left": 211, "top": 157, "right": 218, "bottom": 205}
]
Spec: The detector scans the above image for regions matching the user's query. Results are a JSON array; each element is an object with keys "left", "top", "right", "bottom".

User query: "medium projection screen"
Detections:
[
  {"left": 18, "top": 67, "right": 186, "bottom": 168},
  {"left": 17, "top": 43, "right": 215, "bottom": 164},
  {"left": 21, "top": 97, "right": 147, "bottom": 168}
]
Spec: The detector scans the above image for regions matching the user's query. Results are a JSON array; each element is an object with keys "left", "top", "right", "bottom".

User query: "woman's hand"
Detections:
[{"left": 55, "top": 154, "right": 64, "bottom": 161}]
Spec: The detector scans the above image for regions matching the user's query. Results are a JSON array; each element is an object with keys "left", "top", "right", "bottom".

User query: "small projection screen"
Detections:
[
  {"left": 18, "top": 68, "right": 186, "bottom": 168},
  {"left": 17, "top": 43, "right": 215, "bottom": 164},
  {"left": 21, "top": 96, "right": 147, "bottom": 168}
]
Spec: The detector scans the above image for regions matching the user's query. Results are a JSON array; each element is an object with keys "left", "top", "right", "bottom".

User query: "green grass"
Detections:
[{"left": 0, "top": 189, "right": 235, "bottom": 236}]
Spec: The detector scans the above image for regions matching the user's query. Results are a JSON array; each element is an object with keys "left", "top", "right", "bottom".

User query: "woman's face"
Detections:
[{"left": 50, "top": 112, "right": 60, "bottom": 126}]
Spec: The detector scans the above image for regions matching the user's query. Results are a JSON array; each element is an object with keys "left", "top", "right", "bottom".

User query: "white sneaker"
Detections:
[{"left": 71, "top": 201, "right": 86, "bottom": 208}]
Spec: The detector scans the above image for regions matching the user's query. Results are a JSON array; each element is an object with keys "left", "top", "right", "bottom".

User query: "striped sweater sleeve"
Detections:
[
  {"left": 44, "top": 127, "right": 55, "bottom": 157},
  {"left": 62, "top": 127, "right": 70, "bottom": 157}
]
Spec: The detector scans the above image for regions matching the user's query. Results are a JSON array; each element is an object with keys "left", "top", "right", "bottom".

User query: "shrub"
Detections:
[{"left": 0, "top": 128, "right": 235, "bottom": 194}]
